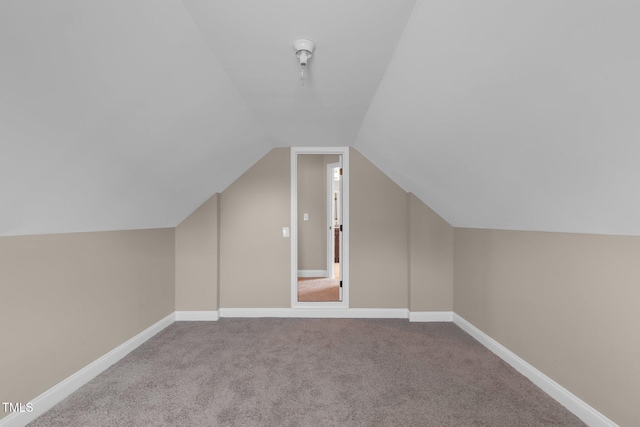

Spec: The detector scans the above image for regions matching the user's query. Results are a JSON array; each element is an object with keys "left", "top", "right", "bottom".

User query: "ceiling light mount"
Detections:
[{"left": 293, "top": 39, "right": 315, "bottom": 85}]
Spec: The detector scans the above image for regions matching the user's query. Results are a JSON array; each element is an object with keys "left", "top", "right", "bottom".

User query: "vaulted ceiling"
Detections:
[{"left": 2, "top": 1, "right": 639, "bottom": 236}]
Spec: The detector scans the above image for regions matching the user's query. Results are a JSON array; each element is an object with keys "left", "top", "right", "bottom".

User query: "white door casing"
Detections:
[{"left": 291, "top": 147, "right": 349, "bottom": 309}]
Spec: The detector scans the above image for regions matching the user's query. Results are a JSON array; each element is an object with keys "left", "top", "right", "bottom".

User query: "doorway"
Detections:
[
  {"left": 327, "top": 162, "right": 342, "bottom": 301},
  {"left": 291, "top": 147, "right": 349, "bottom": 309}
]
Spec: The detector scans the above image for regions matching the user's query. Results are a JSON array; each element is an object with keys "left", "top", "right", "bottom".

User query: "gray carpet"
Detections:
[{"left": 29, "top": 319, "right": 585, "bottom": 426}]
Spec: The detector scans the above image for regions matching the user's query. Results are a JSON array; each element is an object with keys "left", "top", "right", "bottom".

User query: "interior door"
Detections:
[
  {"left": 328, "top": 159, "right": 343, "bottom": 301},
  {"left": 291, "top": 147, "right": 348, "bottom": 308},
  {"left": 337, "top": 159, "right": 343, "bottom": 301}
]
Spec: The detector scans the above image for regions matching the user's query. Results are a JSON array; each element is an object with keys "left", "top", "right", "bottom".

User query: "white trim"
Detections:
[
  {"left": 291, "top": 147, "right": 349, "bottom": 309},
  {"left": 452, "top": 314, "right": 619, "bottom": 427},
  {"left": 175, "top": 310, "right": 219, "bottom": 321},
  {"left": 219, "top": 308, "right": 408, "bottom": 319},
  {"left": 3, "top": 312, "right": 618, "bottom": 427},
  {"left": 409, "top": 311, "right": 453, "bottom": 322},
  {"left": 297, "top": 270, "right": 329, "bottom": 278},
  {"left": 327, "top": 161, "right": 340, "bottom": 277},
  {"left": 291, "top": 148, "right": 297, "bottom": 308},
  {"left": 0, "top": 313, "right": 175, "bottom": 427}
]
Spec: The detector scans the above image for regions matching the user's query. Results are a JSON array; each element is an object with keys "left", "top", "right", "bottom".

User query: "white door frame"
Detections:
[
  {"left": 326, "top": 161, "right": 340, "bottom": 278},
  {"left": 291, "top": 147, "right": 349, "bottom": 309}
]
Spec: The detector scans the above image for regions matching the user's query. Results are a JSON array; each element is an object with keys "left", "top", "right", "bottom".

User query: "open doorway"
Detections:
[
  {"left": 291, "top": 147, "right": 349, "bottom": 309},
  {"left": 328, "top": 162, "right": 342, "bottom": 300},
  {"left": 296, "top": 159, "right": 341, "bottom": 302}
]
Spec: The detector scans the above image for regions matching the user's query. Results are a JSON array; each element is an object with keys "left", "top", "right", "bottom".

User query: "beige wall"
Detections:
[
  {"left": 175, "top": 193, "right": 219, "bottom": 311},
  {"left": 409, "top": 193, "right": 453, "bottom": 311},
  {"left": 217, "top": 147, "right": 447, "bottom": 310},
  {"left": 453, "top": 228, "right": 640, "bottom": 427},
  {"left": 297, "top": 154, "right": 329, "bottom": 271},
  {"left": 219, "top": 148, "right": 291, "bottom": 308},
  {"left": 349, "top": 148, "right": 409, "bottom": 308},
  {"left": 0, "top": 229, "right": 175, "bottom": 419},
  {"left": 9, "top": 146, "right": 631, "bottom": 425}
]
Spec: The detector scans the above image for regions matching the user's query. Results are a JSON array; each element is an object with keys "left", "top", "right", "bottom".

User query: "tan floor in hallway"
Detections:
[{"left": 297, "top": 263, "right": 340, "bottom": 302}]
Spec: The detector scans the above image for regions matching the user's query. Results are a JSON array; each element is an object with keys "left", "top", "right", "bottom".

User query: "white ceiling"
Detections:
[
  {"left": 0, "top": 0, "right": 270, "bottom": 236},
  {"left": 356, "top": 0, "right": 640, "bottom": 235},
  {"left": 180, "top": 0, "right": 417, "bottom": 147},
  {"left": 2, "top": 0, "right": 639, "bottom": 236}
]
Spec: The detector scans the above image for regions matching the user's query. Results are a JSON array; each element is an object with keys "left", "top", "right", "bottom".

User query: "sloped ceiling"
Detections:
[
  {"left": 2, "top": 0, "right": 639, "bottom": 236},
  {"left": 180, "top": 0, "right": 417, "bottom": 147},
  {"left": 356, "top": 0, "right": 640, "bottom": 235},
  {"left": 0, "top": 0, "right": 415, "bottom": 236},
  {"left": 0, "top": 0, "right": 270, "bottom": 236}
]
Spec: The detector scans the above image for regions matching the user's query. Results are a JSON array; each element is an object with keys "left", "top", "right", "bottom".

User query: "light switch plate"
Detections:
[
  {"left": 282, "top": 227, "right": 290, "bottom": 238},
  {"left": 303, "top": 213, "right": 309, "bottom": 221}
]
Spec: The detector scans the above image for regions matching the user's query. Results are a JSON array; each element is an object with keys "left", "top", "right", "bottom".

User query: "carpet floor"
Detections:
[
  {"left": 297, "top": 277, "right": 340, "bottom": 301},
  {"left": 28, "top": 319, "right": 585, "bottom": 426}
]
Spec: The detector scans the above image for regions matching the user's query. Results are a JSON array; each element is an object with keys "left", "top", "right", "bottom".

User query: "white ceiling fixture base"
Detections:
[{"left": 293, "top": 39, "right": 315, "bottom": 84}]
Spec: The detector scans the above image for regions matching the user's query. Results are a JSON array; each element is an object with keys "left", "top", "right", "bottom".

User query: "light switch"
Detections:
[
  {"left": 303, "top": 213, "right": 309, "bottom": 221},
  {"left": 282, "top": 227, "right": 290, "bottom": 238}
]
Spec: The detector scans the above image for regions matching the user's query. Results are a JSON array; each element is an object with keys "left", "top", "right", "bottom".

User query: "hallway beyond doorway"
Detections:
[{"left": 297, "top": 263, "right": 340, "bottom": 302}]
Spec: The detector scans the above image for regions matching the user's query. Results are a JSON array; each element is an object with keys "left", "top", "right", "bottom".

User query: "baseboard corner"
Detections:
[
  {"left": 0, "top": 313, "right": 175, "bottom": 427},
  {"left": 452, "top": 313, "right": 619, "bottom": 427},
  {"left": 409, "top": 311, "right": 453, "bottom": 322},
  {"left": 175, "top": 310, "right": 219, "bottom": 321}
]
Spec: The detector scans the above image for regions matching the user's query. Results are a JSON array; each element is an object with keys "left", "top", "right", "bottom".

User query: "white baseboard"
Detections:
[
  {"left": 219, "top": 308, "right": 409, "bottom": 319},
  {"left": 297, "top": 270, "right": 329, "bottom": 278},
  {"left": 409, "top": 311, "right": 453, "bottom": 322},
  {"left": 0, "top": 313, "right": 175, "bottom": 427},
  {"left": 175, "top": 310, "right": 219, "bottom": 321},
  {"left": 5, "top": 311, "right": 614, "bottom": 427},
  {"left": 452, "top": 314, "right": 618, "bottom": 427}
]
